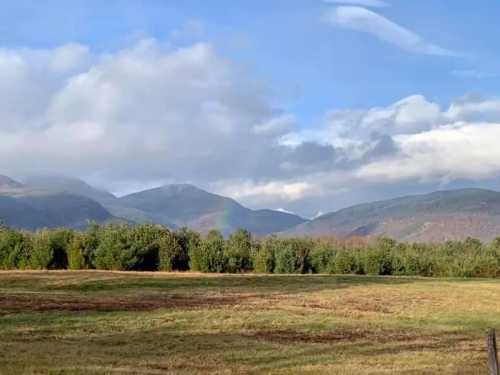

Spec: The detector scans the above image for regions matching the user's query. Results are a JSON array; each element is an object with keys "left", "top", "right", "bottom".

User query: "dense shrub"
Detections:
[
  {"left": 391, "top": 243, "right": 434, "bottom": 276},
  {"left": 333, "top": 249, "right": 363, "bottom": 275},
  {"left": 29, "top": 229, "right": 73, "bottom": 269},
  {"left": 190, "top": 230, "right": 226, "bottom": 272},
  {"left": 0, "top": 227, "right": 32, "bottom": 269},
  {"left": 274, "top": 239, "right": 313, "bottom": 274},
  {"left": 30, "top": 230, "right": 54, "bottom": 269},
  {"left": 3, "top": 223, "right": 500, "bottom": 278},
  {"left": 224, "top": 229, "right": 253, "bottom": 273},
  {"left": 251, "top": 236, "right": 278, "bottom": 273},
  {"left": 310, "top": 240, "right": 336, "bottom": 274},
  {"left": 158, "top": 231, "right": 182, "bottom": 271},
  {"left": 67, "top": 223, "right": 101, "bottom": 269},
  {"left": 362, "top": 238, "right": 396, "bottom": 275},
  {"left": 172, "top": 227, "right": 199, "bottom": 271},
  {"left": 94, "top": 224, "right": 164, "bottom": 271}
]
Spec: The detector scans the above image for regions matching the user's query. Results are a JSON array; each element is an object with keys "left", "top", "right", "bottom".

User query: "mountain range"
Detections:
[
  {"left": 0, "top": 175, "right": 305, "bottom": 235},
  {"left": 2, "top": 175, "right": 500, "bottom": 242},
  {"left": 286, "top": 188, "right": 500, "bottom": 242}
]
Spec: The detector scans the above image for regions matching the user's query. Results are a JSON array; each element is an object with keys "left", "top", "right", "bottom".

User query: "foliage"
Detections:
[
  {"left": 224, "top": 229, "right": 253, "bottom": 273},
  {"left": 2, "top": 223, "right": 500, "bottom": 277},
  {"left": 0, "top": 226, "right": 32, "bottom": 269},
  {"left": 94, "top": 224, "right": 164, "bottom": 271},
  {"left": 274, "top": 239, "right": 313, "bottom": 274},
  {"left": 190, "top": 230, "right": 226, "bottom": 273},
  {"left": 251, "top": 236, "right": 278, "bottom": 273}
]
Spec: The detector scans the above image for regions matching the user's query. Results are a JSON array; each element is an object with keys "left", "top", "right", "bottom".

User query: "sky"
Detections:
[{"left": 2, "top": 0, "right": 500, "bottom": 218}]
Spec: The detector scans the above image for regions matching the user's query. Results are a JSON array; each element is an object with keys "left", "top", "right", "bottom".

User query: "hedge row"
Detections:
[{"left": 2, "top": 223, "right": 500, "bottom": 277}]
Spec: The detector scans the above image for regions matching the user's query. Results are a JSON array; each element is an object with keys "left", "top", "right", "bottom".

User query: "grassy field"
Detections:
[{"left": 0, "top": 272, "right": 498, "bottom": 374}]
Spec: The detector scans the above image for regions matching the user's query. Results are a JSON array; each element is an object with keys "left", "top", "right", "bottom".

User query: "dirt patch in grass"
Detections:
[
  {"left": 245, "top": 328, "right": 471, "bottom": 347},
  {"left": 0, "top": 293, "right": 244, "bottom": 313}
]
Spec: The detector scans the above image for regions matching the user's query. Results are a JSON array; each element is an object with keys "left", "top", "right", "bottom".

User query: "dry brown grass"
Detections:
[{"left": 0, "top": 271, "right": 498, "bottom": 374}]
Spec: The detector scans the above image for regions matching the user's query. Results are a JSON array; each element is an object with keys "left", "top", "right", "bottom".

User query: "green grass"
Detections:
[{"left": 0, "top": 271, "right": 497, "bottom": 374}]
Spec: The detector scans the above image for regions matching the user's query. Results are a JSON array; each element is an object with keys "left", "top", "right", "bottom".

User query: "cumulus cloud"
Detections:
[
  {"left": 267, "top": 94, "right": 500, "bottom": 212},
  {"left": 324, "top": 6, "right": 456, "bottom": 56},
  {"left": 252, "top": 114, "right": 295, "bottom": 137},
  {"left": 1, "top": 38, "right": 500, "bottom": 217},
  {"left": 356, "top": 122, "right": 500, "bottom": 182},
  {"left": 0, "top": 39, "right": 339, "bottom": 206}
]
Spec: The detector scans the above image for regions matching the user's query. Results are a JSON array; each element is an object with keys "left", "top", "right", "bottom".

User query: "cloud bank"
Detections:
[{"left": 1, "top": 39, "right": 500, "bottom": 216}]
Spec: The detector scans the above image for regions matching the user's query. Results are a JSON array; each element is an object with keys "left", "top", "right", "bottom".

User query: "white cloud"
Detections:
[
  {"left": 0, "top": 40, "right": 283, "bottom": 182},
  {"left": 214, "top": 179, "right": 318, "bottom": 205},
  {"left": 276, "top": 95, "right": 500, "bottom": 204},
  {"left": 356, "top": 122, "right": 500, "bottom": 182},
  {"left": 324, "top": 6, "right": 456, "bottom": 56},
  {"left": 1, "top": 38, "right": 500, "bottom": 217},
  {"left": 252, "top": 114, "right": 295, "bottom": 137},
  {"left": 446, "top": 96, "right": 500, "bottom": 122}
]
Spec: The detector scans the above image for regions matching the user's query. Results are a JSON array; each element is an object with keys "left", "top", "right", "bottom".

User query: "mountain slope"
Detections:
[
  {"left": 119, "top": 184, "right": 306, "bottom": 235},
  {"left": 0, "top": 175, "right": 24, "bottom": 192},
  {"left": 0, "top": 176, "right": 117, "bottom": 229},
  {"left": 21, "top": 176, "right": 151, "bottom": 224},
  {"left": 23, "top": 176, "right": 116, "bottom": 204},
  {"left": 0, "top": 192, "right": 114, "bottom": 230},
  {"left": 0, "top": 195, "right": 52, "bottom": 229},
  {"left": 286, "top": 188, "right": 500, "bottom": 242},
  {"left": 1, "top": 176, "right": 305, "bottom": 234}
]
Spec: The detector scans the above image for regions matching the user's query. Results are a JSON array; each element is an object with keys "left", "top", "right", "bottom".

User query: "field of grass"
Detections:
[{"left": 0, "top": 271, "right": 498, "bottom": 374}]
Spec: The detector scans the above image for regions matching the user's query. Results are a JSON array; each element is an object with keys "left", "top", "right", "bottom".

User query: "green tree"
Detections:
[
  {"left": 224, "top": 229, "right": 252, "bottom": 273},
  {"left": 190, "top": 230, "right": 226, "bottom": 273}
]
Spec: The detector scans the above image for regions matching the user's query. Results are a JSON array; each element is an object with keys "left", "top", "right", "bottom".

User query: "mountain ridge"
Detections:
[
  {"left": 0, "top": 176, "right": 306, "bottom": 235},
  {"left": 285, "top": 188, "right": 500, "bottom": 242}
]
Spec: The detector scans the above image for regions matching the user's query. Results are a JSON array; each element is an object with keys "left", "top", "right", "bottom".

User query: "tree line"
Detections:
[{"left": 1, "top": 222, "right": 500, "bottom": 277}]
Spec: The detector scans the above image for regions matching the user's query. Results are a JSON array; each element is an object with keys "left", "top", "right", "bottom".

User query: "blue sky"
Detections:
[
  {"left": 4, "top": 0, "right": 500, "bottom": 124},
  {"left": 2, "top": 0, "right": 500, "bottom": 216}
]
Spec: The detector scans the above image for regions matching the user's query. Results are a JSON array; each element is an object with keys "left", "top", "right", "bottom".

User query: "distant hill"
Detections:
[
  {"left": 23, "top": 176, "right": 116, "bottom": 204},
  {"left": 285, "top": 188, "right": 500, "bottom": 242},
  {"left": 0, "top": 176, "right": 305, "bottom": 235},
  {"left": 0, "top": 175, "right": 24, "bottom": 191},
  {"left": 0, "top": 195, "right": 52, "bottom": 229},
  {"left": 118, "top": 184, "right": 306, "bottom": 236},
  {"left": 0, "top": 192, "right": 114, "bottom": 230}
]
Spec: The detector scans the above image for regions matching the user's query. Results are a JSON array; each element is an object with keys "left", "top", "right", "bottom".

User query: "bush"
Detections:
[
  {"left": 28, "top": 228, "right": 74, "bottom": 269},
  {"left": 392, "top": 243, "right": 434, "bottom": 276},
  {"left": 158, "top": 230, "right": 182, "bottom": 271},
  {"left": 30, "top": 230, "right": 54, "bottom": 269},
  {"left": 68, "top": 224, "right": 101, "bottom": 270},
  {"left": 2, "top": 223, "right": 500, "bottom": 278},
  {"left": 362, "top": 238, "right": 396, "bottom": 275},
  {"left": 274, "top": 239, "right": 313, "bottom": 274},
  {"left": 252, "top": 236, "right": 278, "bottom": 273},
  {"left": 172, "top": 227, "right": 200, "bottom": 271},
  {"left": 333, "top": 249, "right": 363, "bottom": 274},
  {"left": 94, "top": 224, "right": 164, "bottom": 271},
  {"left": 224, "top": 229, "right": 253, "bottom": 273},
  {"left": 0, "top": 227, "right": 32, "bottom": 269},
  {"left": 190, "top": 230, "right": 226, "bottom": 273},
  {"left": 310, "top": 241, "right": 336, "bottom": 274}
]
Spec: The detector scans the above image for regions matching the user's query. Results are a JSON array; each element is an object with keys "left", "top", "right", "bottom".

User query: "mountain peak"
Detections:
[
  {"left": 159, "top": 183, "right": 202, "bottom": 193},
  {"left": 0, "top": 175, "right": 23, "bottom": 189},
  {"left": 23, "top": 175, "right": 116, "bottom": 203}
]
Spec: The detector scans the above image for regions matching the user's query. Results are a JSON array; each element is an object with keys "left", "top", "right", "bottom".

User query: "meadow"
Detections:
[{"left": 0, "top": 271, "right": 498, "bottom": 374}]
